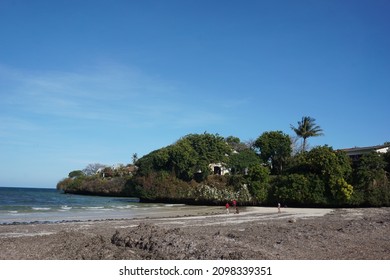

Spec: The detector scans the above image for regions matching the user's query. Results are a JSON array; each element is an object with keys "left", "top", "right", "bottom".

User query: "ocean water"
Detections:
[{"left": 0, "top": 186, "right": 185, "bottom": 224}]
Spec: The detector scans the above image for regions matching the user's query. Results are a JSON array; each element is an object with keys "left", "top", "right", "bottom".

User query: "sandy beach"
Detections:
[{"left": 0, "top": 206, "right": 389, "bottom": 260}]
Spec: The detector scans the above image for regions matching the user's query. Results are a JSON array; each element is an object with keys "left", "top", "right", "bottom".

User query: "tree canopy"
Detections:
[
  {"left": 254, "top": 131, "right": 292, "bottom": 174},
  {"left": 136, "top": 133, "right": 231, "bottom": 181},
  {"left": 291, "top": 116, "right": 324, "bottom": 152}
]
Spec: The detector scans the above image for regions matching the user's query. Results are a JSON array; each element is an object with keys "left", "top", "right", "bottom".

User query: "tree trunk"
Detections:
[{"left": 302, "top": 138, "right": 307, "bottom": 152}]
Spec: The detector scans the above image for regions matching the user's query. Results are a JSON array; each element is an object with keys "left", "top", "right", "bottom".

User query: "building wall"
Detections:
[{"left": 209, "top": 163, "right": 230, "bottom": 175}]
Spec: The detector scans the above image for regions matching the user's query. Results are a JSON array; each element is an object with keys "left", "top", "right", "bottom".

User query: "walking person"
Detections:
[
  {"left": 225, "top": 202, "right": 230, "bottom": 214},
  {"left": 232, "top": 199, "right": 239, "bottom": 214},
  {"left": 277, "top": 202, "right": 281, "bottom": 213}
]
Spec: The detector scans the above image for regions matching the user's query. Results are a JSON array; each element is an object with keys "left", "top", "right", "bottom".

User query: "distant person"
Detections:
[
  {"left": 225, "top": 202, "right": 230, "bottom": 214},
  {"left": 232, "top": 199, "right": 239, "bottom": 214},
  {"left": 278, "top": 202, "right": 281, "bottom": 213}
]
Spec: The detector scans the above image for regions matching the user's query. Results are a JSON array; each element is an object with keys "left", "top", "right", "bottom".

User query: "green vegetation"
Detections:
[
  {"left": 291, "top": 116, "right": 324, "bottom": 152},
  {"left": 254, "top": 131, "right": 292, "bottom": 175},
  {"left": 57, "top": 118, "right": 390, "bottom": 207}
]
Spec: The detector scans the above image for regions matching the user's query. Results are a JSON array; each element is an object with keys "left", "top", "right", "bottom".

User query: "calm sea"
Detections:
[{"left": 0, "top": 186, "right": 185, "bottom": 224}]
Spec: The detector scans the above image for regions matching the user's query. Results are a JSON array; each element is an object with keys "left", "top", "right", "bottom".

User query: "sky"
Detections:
[{"left": 0, "top": 0, "right": 389, "bottom": 188}]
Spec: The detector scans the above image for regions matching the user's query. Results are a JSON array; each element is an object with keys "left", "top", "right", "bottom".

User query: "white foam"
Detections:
[
  {"left": 32, "top": 207, "right": 51, "bottom": 211},
  {"left": 82, "top": 206, "right": 104, "bottom": 210},
  {"left": 113, "top": 205, "right": 134, "bottom": 209}
]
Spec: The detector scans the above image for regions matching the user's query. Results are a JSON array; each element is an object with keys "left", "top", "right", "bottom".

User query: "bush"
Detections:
[
  {"left": 352, "top": 152, "right": 390, "bottom": 206},
  {"left": 330, "top": 177, "right": 354, "bottom": 203},
  {"left": 273, "top": 174, "right": 310, "bottom": 206}
]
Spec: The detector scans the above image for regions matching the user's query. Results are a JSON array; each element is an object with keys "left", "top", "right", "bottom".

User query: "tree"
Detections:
[
  {"left": 292, "top": 145, "right": 353, "bottom": 204},
  {"left": 168, "top": 139, "right": 198, "bottom": 180},
  {"left": 135, "top": 148, "right": 169, "bottom": 176},
  {"left": 225, "top": 136, "right": 247, "bottom": 152},
  {"left": 304, "top": 146, "right": 352, "bottom": 179},
  {"left": 68, "top": 170, "right": 84, "bottom": 178},
  {"left": 82, "top": 163, "right": 106, "bottom": 176},
  {"left": 228, "top": 148, "right": 262, "bottom": 175},
  {"left": 352, "top": 152, "right": 389, "bottom": 206},
  {"left": 274, "top": 174, "right": 310, "bottom": 205},
  {"left": 135, "top": 133, "right": 231, "bottom": 181},
  {"left": 132, "top": 153, "right": 138, "bottom": 165},
  {"left": 247, "top": 163, "right": 270, "bottom": 202},
  {"left": 290, "top": 135, "right": 303, "bottom": 155},
  {"left": 183, "top": 133, "right": 231, "bottom": 164},
  {"left": 254, "top": 131, "right": 292, "bottom": 174},
  {"left": 291, "top": 116, "right": 324, "bottom": 152}
]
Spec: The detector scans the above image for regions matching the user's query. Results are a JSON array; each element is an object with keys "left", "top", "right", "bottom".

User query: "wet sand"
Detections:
[{"left": 0, "top": 206, "right": 389, "bottom": 260}]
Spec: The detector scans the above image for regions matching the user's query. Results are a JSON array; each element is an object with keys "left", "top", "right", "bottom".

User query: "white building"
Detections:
[
  {"left": 209, "top": 163, "right": 230, "bottom": 175},
  {"left": 341, "top": 144, "right": 389, "bottom": 162}
]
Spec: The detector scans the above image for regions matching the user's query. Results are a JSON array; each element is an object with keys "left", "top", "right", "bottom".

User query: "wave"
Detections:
[
  {"left": 112, "top": 205, "right": 136, "bottom": 209},
  {"left": 32, "top": 207, "right": 51, "bottom": 211},
  {"left": 82, "top": 206, "right": 104, "bottom": 210},
  {"left": 81, "top": 206, "right": 113, "bottom": 211}
]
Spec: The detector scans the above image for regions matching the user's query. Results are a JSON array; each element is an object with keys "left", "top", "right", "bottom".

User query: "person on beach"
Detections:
[
  {"left": 232, "top": 199, "right": 239, "bottom": 214},
  {"left": 225, "top": 202, "right": 230, "bottom": 214},
  {"left": 277, "top": 202, "right": 281, "bottom": 213}
]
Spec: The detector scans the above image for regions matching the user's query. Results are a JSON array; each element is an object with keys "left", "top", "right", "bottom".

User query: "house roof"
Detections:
[{"left": 341, "top": 144, "right": 390, "bottom": 154}]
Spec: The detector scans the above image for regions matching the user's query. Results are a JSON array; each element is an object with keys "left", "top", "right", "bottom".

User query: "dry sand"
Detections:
[{"left": 0, "top": 206, "right": 389, "bottom": 260}]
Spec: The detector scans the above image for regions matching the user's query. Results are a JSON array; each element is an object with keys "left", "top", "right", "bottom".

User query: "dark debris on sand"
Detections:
[{"left": 0, "top": 208, "right": 389, "bottom": 260}]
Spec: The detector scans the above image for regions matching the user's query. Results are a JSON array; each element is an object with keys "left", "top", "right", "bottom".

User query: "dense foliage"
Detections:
[
  {"left": 254, "top": 131, "right": 292, "bottom": 175},
  {"left": 274, "top": 146, "right": 353, "bottom": 206},
  {"left": 57, "top": 129, "right": 390, "bottom": 207},
  {"left": 136, "top": 133, "right": 232, "bottom": 181},
  {"left": 350, "top": 152, "right": 389, "bottom": 206}
]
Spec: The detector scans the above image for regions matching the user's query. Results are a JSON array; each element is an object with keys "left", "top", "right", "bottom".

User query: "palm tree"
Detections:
[{"left": 291, "top": 116, "right": 324, "bottom": 152}]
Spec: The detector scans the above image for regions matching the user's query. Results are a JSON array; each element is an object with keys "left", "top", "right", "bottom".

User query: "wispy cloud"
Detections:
[
  {"left": 1, "top": 64, "right": 177, "bottom": 124},
  {"left": 1, "top": 63, "right": 247, "bottom": 135},
  {"left": 0, "top": 116, "right": 41, "bottom": 138}
]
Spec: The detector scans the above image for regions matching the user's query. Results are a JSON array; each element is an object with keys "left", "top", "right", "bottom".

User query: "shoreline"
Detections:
[
  {"left": 0, "top": 204, "right": 227, "bottom": 225},
  {"left": 0, "top": 205, "right": 331, "bottom": 226},
  {"left": 0, "top": 207, "right": 389, "bottom": 260}
]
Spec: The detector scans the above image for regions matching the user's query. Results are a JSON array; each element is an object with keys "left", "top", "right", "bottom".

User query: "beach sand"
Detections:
[{"left": 0, "top": 206, "right": 389, "bottom": 260}]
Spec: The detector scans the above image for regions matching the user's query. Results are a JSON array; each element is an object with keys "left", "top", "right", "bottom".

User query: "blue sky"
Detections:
[{"left": 1, "top": 0, "right": 389, "bottom": 188}]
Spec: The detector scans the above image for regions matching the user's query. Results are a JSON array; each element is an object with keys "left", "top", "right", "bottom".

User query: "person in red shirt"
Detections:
[{"left": 225, "top": 202, "right": 230, "bottom": 214}]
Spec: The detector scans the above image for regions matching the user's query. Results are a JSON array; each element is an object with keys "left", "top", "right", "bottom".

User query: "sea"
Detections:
[{"left": 0, "top": 186, "right": 187, "bottom": 224}]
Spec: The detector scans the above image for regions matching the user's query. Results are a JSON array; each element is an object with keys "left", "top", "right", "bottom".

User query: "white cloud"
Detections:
[
  {"left": 1, "top": 64, "right": 175, "bottom": 124},
  {"left": 1, "top": 63, "right": 247, "bottom": 135}
]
